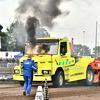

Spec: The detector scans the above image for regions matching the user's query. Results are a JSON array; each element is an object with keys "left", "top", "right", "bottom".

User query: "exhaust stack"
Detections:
[{"left": 71, "top": 38, "right": 74, "bottom": 53}]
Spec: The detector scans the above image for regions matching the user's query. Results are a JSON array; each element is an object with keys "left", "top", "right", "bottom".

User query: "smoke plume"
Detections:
[
  {"left": 15, "top": 0, "right": 70, "bottom": 28},
  {"left": 26, "top": 17, "right": 39, "bottom": 47},
  {"left": 15, "top": 0, "right": 70, "bottom": 50}
]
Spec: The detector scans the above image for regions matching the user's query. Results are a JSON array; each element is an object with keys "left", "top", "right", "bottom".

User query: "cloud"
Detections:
[
  {"left": 0, "top": 0, "right": 6, "bottom": 2},
  {"left": 0, "top": 0, "right": 19, "bottom": 31},
  {"left": 48, "top": 0, "right": 100, "bottom": 51}
]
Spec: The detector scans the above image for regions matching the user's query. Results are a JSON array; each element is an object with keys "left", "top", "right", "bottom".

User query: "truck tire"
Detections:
[
  {"left": 53, "top": 71, "right": 64, "bottom": 87},
  {"left": 86, "top": 66, "right": 94, "bottom": 85},
  {"left": 77, "top": 66, "right": 94, "bottom": 86},
  {"left": 19, "top": 81, "right": 24, "bottom": 86}
]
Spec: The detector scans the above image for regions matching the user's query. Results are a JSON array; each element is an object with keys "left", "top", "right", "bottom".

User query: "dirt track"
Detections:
[
  {"left": 0, "top": 82, "right": 100, "bottom": 100},
  {"left": 1, "top": 69, "right": 100, "bottom": 100},
  {"left": 0, "top": 69, "right": 13, "bottom": 75}
]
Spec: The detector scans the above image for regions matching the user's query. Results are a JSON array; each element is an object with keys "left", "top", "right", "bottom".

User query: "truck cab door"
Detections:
[
  {"left": 57, "top": 42, "right": 72, "bottom": 80},
  {"left": 58, "top": 42, "right": 70, "bottom": 66}
]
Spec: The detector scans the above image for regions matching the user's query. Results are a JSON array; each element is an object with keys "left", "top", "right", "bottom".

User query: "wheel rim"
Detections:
[
  {"left": 87, "top": 70, "right": 93, "bottom": 82},
  {"left": 59, "top": 74, "right": 63, "bottom": 86}
]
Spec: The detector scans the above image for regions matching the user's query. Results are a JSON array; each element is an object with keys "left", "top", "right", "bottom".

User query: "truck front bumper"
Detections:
[
  {"left": 13, "top": 75, "right": 52, "bottom": 81},
  {"left": 13, "top": 75, "right": 24, "bottom": 81}
]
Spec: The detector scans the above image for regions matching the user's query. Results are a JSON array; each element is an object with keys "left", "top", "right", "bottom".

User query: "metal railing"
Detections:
[{"left": 0, "top": 61, "right": 19, "bottom": 69}]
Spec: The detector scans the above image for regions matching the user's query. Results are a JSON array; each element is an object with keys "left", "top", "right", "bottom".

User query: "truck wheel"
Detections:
[
  {"left": 19, "top": 81, "right": 24, "bottom": 86},
  {"left": 77, "top": 66, "right": 94, "bottom": 86},
  {"left": 53, "top": 71, "right": 64, "bottom": 87},
  {"left": 85, "top": 66, "right": 94, "bottom": 85}
]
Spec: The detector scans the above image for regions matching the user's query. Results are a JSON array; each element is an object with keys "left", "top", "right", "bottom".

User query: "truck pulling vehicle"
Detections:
[{"left": 13, "top": 37, "right": 100, "bottom": 87}]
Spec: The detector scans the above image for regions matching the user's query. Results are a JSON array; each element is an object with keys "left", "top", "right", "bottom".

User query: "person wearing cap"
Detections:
[{"left": 21, "top": 55, "right": 37, "bottom": 96}]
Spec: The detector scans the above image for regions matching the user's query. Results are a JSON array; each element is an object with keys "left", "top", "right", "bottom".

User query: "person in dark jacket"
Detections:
[{"left": 21, "top": 55, "right": 37, "bottom": 96}]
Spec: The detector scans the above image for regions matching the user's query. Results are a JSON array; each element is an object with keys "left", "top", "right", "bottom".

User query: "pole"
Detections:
[
  {"left": 83, "top": 31, "right": 85, "bottom": 56},
  {"left": 0, "top": 36, "right": 1, "bottom": 51},
  {"left": 95, "top": 21, "right": 98, "bottom": 58}
]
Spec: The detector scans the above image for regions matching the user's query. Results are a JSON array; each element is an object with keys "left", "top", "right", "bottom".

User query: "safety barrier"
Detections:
[
  {"left": 0, "top": 63, "right": 18, "bottom": 69},
  {"left": 0, "top": 63, "right": 7, "bottom": 68},
  {"left": 7, "top": 63, "right": 18, "bottom": 68}
]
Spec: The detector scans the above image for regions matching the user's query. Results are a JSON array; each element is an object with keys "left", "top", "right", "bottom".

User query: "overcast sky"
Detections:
[{"left": 0, "top": 0, "right": 100, "bottom": 52}]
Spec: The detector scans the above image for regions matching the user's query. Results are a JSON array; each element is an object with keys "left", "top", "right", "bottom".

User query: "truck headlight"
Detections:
[
  {"left": 14, "top": 70, "right": 20, "bottom": 74},
  {"left": 42, "top": 70, "right": 52, "bottom": 74}
]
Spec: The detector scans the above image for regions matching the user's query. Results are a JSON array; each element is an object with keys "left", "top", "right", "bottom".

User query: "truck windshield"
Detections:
[{"left": 25, "top": 40, "right": 59, "bottom": 55}]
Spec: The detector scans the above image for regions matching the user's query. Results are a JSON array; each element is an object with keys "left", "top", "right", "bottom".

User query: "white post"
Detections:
[
  {"left": 83, "top": 31, "right": 85, "bottom": 56},
  {"left": 0, "top": 36, "right": 1, "bottom": 50},
  {"left": 35, "top": 86, "right": 43, "bottom": 100}
]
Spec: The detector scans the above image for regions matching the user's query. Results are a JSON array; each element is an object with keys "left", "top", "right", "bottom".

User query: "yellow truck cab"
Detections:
[{"left": 13, "top": 37, "right": 95, "bottom": 87}]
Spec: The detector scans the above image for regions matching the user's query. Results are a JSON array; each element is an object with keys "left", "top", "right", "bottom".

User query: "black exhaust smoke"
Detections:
[
  {"left": 15, "top": 0, "right": 70, "bottom": 28},
  {"left": 26, "top": 17, "right": 39, "bottom": 48},
  {"left": 15, "top": 0, "right": 70, "bottom": 53}
]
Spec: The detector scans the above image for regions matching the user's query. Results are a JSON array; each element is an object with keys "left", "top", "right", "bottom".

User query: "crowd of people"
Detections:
[{"left": 0, "top": 57, "right": 19, "bottom": 64}]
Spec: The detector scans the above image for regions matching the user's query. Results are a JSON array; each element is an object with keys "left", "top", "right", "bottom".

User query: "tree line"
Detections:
[{"left": 0, "top": 21, "right": 99, "bottom": 57}]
